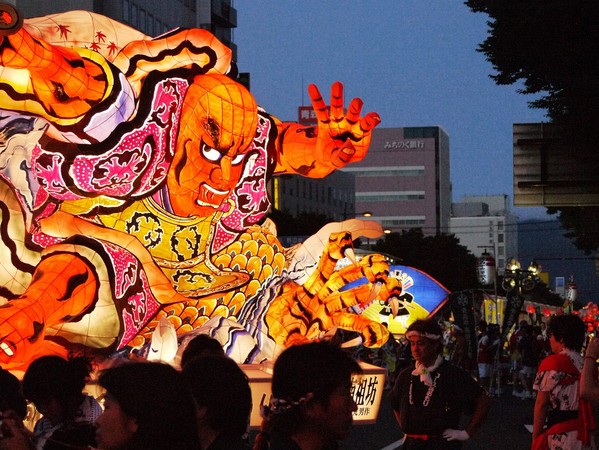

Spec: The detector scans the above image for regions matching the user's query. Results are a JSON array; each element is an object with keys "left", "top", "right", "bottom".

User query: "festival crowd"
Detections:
[{"left": 0, "top": 314, "right": 598, "bottom": 450}]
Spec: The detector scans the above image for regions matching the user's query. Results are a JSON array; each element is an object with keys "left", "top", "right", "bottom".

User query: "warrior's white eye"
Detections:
[
  {"left": 202, "top": 144, "right": 221, "bottom": 162},
  {"left": 231, "top": 153, "right": 245, "bottom": 165}
]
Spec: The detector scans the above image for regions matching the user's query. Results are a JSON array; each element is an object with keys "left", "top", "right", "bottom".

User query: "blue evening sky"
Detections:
[{"left": 233, "top": 1, "right": 550, "bottom": 220}]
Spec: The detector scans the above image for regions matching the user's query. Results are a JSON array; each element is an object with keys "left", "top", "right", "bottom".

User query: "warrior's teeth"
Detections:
[
  {"left": 367, "top": 281, "right": 383, "bottom": 303},
  {"left": 0, "top": 342, "right": 14, "bottom": 357}
]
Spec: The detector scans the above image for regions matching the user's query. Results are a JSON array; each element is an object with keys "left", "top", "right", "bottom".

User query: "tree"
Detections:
[
  {"left": 266, "top": 208, "right": 334, "bottom": 237},
  {"left": 545, "top": 206, "right": 599, "bottom": 255},
  {"left": 466, "top": 1, "right": 599, "bottom": 251},
  {"left": 374, "top": 229, "right": 479, "bottom": 292}
]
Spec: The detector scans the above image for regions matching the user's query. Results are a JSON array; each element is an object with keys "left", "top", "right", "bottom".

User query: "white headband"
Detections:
[{"left": 406, "top": 330, "right": 442, "bottom": 340}]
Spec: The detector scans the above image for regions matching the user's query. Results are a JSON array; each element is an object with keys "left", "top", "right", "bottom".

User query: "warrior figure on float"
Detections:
[{"left": 0, "top": 4, "right": 399, "bottom": 372}]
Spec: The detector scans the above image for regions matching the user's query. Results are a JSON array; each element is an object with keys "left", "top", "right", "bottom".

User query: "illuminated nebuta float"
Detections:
[{"left": 0, "top": 4, "right": 446, "bottom": 376}]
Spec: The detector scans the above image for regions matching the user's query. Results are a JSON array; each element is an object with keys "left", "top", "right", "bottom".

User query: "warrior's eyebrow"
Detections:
[{"left": 202, "top": 117, "right": 221, "bottom": 147}]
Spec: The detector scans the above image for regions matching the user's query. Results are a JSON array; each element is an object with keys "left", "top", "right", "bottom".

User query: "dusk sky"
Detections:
[{"left": 234, "top": 1, "right": 550, "bottom": 220}]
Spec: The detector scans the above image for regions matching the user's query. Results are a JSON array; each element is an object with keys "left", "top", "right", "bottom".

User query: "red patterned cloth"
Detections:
[{"left": 533, "top": 352, "right": 596, "bottom": 449}]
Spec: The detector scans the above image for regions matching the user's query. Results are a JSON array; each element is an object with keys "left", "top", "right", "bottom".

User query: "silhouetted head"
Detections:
[
  {"left": 266, "top": 341, "right": 361, "bottom": 441},
  {"left": 0, "top": 367, "right": 27, "bottom": 419},
  {"left": 180, "top": 334, "right": 225, "bottom": 368},
  {"left": 548, "top": 314, "right": 586, "bottom": 352},
  {"left": 96, "top": 361, "right": 198, "bottom": 450},
  {"left": 182, "top": 355, "right": 251, "bottom": 438},
  {"left": 22, "top": 355, "right": 91, "bottom": 424}
]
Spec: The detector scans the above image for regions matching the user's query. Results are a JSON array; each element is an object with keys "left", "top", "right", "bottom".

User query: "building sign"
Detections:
[
  {"left": 351, "top": 369, "right": 385, "bottom": 422},
  {"left": 384, "top": 140, "right": 424, "bottom": 149},
  {"left": 298, "top": 106, "right": 318, "bottom": 125},
  {"left": 242, "top": 361, "right": 386, "bottom": 427}
]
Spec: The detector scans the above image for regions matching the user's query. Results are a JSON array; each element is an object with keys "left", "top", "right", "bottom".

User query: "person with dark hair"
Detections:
[
  {"left": 253, "top": 341, "right": 362, "bottom": 450},
  {"left": 182, "top": 355, "right": 252, "bottom": 449},
  {"left": 517, "top": 324, "right": 537, "bottom": 400},
  {"left": 509, "top": 320, "right": 528, "bottom": 398},
  {"left": 0, "top": 367, "right": 27, "bottom": 420},
  {"left": 0, "top": 368, "right": 30, "bottom": 449},
  {"left": 95, "top": 361, "right": 199, "bottom": 450},
  {"left": 22, "top": 355, "right": 101, "bottom": 449},
  {"left": 532, "top": 314, "right": 595, "bottom": 450},
  {"left": 179, "top": 334, "right": 226, "bottom": 369},
  {"left": 390, "top": 318, "right": 490, "bottom": 449},
  {"left": 477, "top": 322, "right": 500, "bottom": 394}
]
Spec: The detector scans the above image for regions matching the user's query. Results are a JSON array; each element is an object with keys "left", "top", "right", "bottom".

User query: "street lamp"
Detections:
[
  {"left": 502, "top": 258, "right": 541, "bottom": 294},
  {"left": 486, "top": 257, "right": 540, "bottom": 397}
]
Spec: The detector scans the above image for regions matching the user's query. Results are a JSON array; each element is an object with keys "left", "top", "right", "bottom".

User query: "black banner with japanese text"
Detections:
[{"left": 449, "top": 290, "right": 478, "bottom": 362}]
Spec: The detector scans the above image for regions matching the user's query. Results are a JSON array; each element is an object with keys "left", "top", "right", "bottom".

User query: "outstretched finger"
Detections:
[
  {"left": 359, "top": 112, "right": 381, "bottom": 132},
  {"left": 346, "top": 97, "right": 363, "bottom": 124},
  {"left": 308, "top": 84, "right": 330, "bottom": 124},
  {"left": 329, "top": 81, "right": 344, "bottom": 122}
]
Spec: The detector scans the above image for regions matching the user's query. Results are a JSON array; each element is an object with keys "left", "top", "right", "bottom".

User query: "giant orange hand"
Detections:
[{"left": 308, "top": 81, "right": 380, "bottom": 169}]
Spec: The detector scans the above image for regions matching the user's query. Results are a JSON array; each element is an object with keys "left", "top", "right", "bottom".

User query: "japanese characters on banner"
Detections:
[
  {"left": 501, "top": 290, "right": 526, "bottom": 343},
  {"left": 243, "top": 361, "right": 386, "bottom": 428},
  {"left": 449, "top": 290, "right": 479, "bottom": 364}
]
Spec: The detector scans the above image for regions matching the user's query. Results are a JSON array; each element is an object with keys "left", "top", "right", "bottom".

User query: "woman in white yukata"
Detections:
[{"left": 532, "top": 314, "right": 596, "bottom": 450}]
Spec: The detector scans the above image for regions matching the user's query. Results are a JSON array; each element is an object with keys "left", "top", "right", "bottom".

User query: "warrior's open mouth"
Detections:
[
  {"left": 196, "top": 183, "right": 228, "bottom": 207},
  {"left": 0, "top": 341, "right": 15, "bottom": 357}
]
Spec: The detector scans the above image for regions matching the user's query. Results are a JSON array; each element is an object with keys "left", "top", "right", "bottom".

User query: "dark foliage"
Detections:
[
  {"left": 465, "top": 1, "right": 599, "bottom": 252},
  {"left": 373, "top": 228, "right": 479, "bottom": 292},
  {"left": 266, "top": 208, "right": 334, "bottom": 237},
  {"left": 546, "top": 206, "right": 599, "bottom": 255}
]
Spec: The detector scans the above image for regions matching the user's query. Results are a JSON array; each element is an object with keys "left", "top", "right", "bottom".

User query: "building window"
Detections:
[
  {"left": 131, "top": 4, "right": 138, "bottom": 27},
  {"left": 403, "top": 127, "right": 438, "bottom": 139},
  {"left": 147, "top": 14, "right": 154, "bottom": 35},
  {"left": 140, "top": 9, "right": 146, "bottom": 33},
  {"left": 123, "top": 0, "right": 130, "bottom": 22},
  {"left": 381, "top": 218, "right": 426, "bottom": 227},
  {"left": 348, "top": 167, "right": 425, "bottom": 177},
  {"left": 497, "top": 234, "right": 504, "bottom": 243},
  {"left": 356, "top": 192, "right": 425, "bottom": 202}
]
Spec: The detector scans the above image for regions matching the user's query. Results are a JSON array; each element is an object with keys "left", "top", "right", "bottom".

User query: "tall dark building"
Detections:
[{"left": 13, "top": 0, "right": 238, "bottom": 59}]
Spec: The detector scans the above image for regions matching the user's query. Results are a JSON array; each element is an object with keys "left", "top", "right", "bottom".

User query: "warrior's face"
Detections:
[{"left": 168, "top": 74, "right": 257, "bottom": 217}]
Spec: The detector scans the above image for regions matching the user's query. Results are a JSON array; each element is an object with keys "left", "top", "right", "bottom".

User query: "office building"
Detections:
[
  {"left": 341, "top": 126, "right": 451, "bottom": 235},
  {"left": 270, "top": 171, "right": 356, "bottom": 222},
  {"left": 450, "top": 194, "right": 518, "bottom": 275}
]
